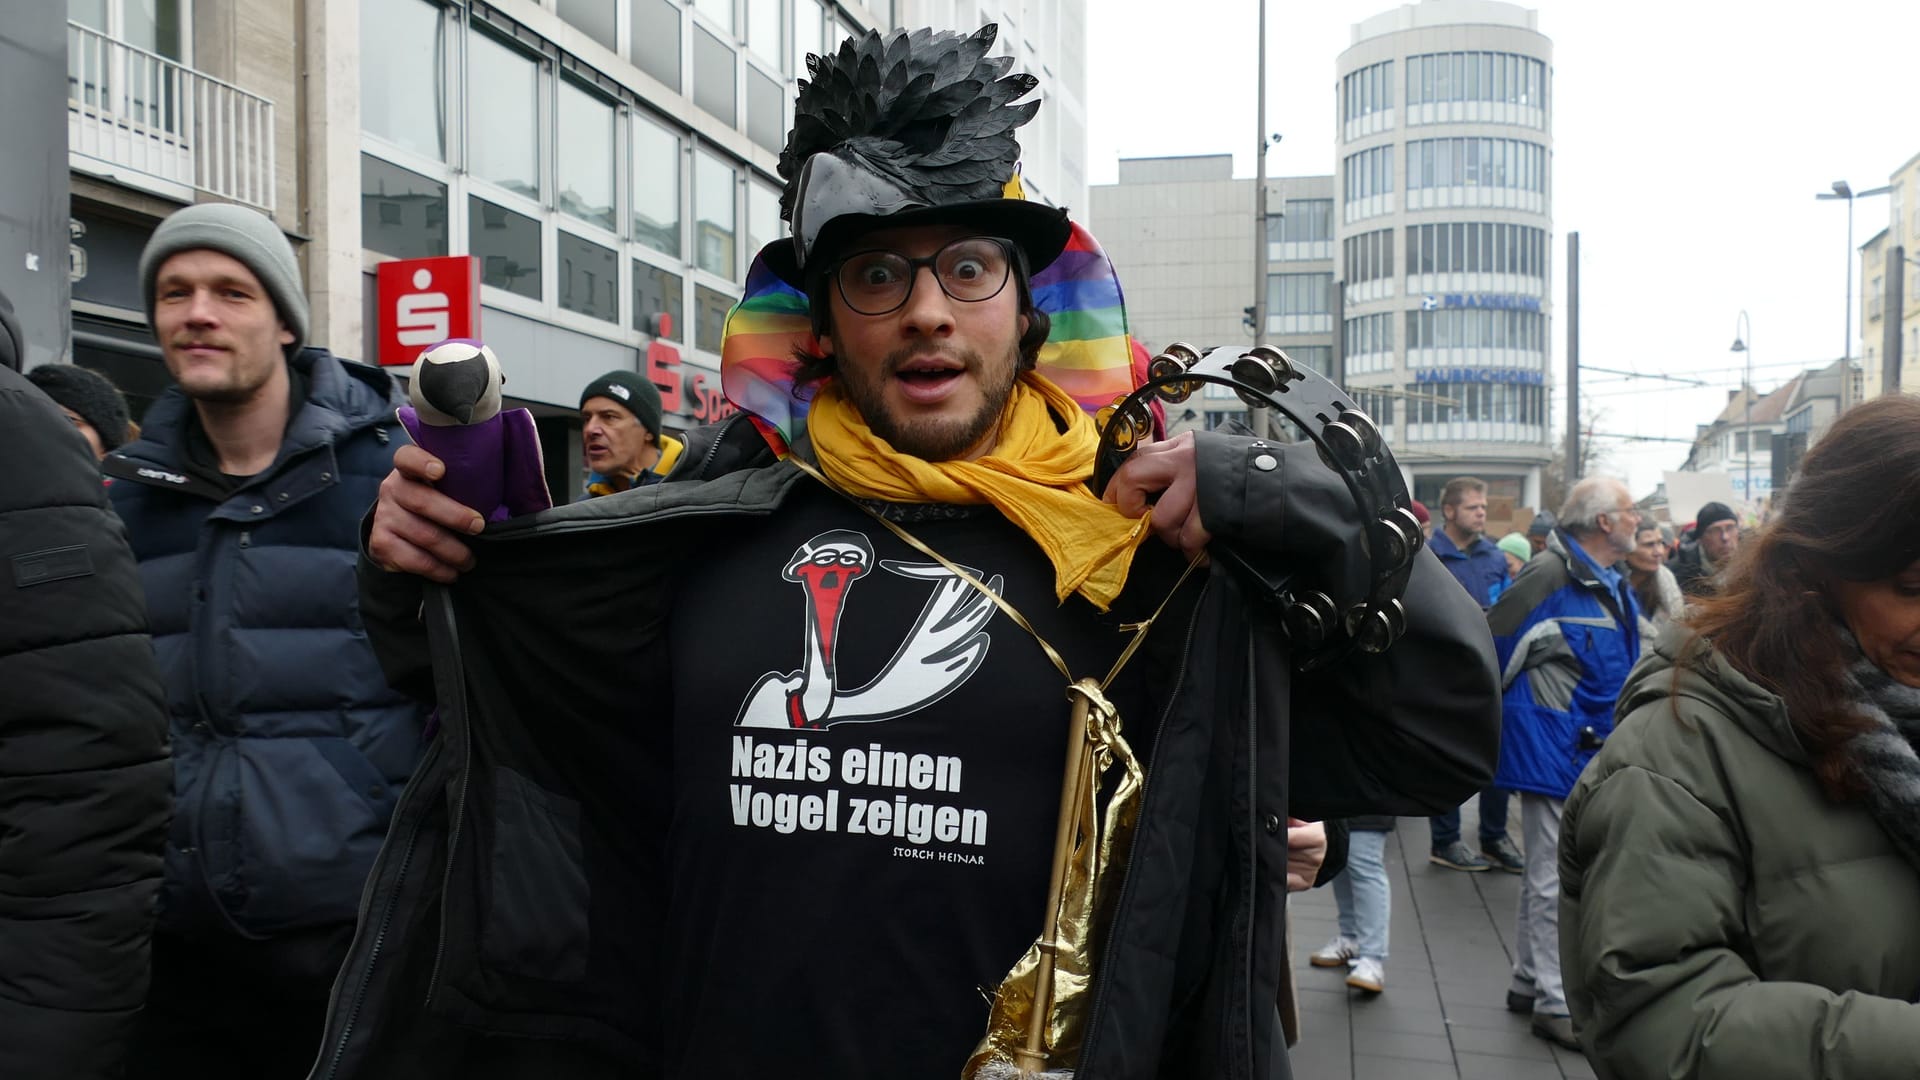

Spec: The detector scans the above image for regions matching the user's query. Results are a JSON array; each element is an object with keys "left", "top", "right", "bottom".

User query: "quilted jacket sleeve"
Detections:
[
  {"left": 1561, "top": 763, "right": 1920, "bottom": 1079},
  {"left": 0, "top": 369, "right": 171, "bottom": 1080},
  {"left": 1191, "top": 430, "right": 1501, "bottom": 819}
]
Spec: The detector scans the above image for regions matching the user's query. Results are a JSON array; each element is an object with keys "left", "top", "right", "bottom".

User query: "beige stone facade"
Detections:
[{"left": 1860, "top": 149, "right": 1920, "bottom": 399}]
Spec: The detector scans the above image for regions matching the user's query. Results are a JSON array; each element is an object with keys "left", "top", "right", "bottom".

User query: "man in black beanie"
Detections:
[
  {"left": 26, "top": 363, "right": 133, "bottom": 459},
  {"left": 1669, "top": 500, "right": 1740, "bottom": 597},
  {"left": 577, "top": 369, "right": 684, "bottom": 498}
]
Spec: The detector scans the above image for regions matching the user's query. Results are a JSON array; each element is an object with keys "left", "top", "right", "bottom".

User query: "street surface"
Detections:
[{"left": 1289, "top": 810, "right": 1598, "bottom": 1080}]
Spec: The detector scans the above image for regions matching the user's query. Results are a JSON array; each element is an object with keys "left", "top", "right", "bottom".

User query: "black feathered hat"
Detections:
[{"left": 764, "top": 24, "right": 1071, "bottom": 287}]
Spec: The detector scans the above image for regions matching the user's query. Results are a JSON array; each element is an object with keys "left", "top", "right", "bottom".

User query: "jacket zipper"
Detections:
[
  {"left": 694, "top": 413, "right": 746, "bottom": 479},
  {"left": 1078, "top": 579, "right": 1209, "bottom": 1072},
  {"left": 317, "top": 810, "right": 425, "bottom": 1080},
  {"left": 1239, "top": 634, "right": 1258, "bottom": 1080},
  {"left": 424, "top": 707, "right": 472, "bottom": 1007},
  {"left": 420, "top": 587, "right": 473, "bottom": 1008}
]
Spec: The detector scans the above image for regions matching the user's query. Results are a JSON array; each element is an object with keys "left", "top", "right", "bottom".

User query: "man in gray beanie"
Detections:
[{"left": 104, "top": 203, "right": 427, "bottom": 1079}]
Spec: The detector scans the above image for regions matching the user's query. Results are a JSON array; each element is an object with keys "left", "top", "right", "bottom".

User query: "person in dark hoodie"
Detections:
[
  {"left": 102, "top": 203, "right": 427, "bottom": 1079},
  {"left": 0, "top": 288, "right": 171, "bottom": 1079},
  {"left": 26, "top": 361, "right": 135, "bottom": 459}
]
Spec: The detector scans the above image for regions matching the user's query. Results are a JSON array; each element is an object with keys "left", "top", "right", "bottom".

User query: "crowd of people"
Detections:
[{"left": 2, "top": 22, "right": 1917, "bottom": 1080}]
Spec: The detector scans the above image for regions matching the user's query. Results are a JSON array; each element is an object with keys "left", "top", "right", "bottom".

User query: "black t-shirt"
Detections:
[{"left": 664, "top": 482, "right": 1162, "bottom": 1078}]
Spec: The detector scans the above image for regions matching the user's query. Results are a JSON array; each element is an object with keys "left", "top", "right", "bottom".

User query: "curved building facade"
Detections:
[{"left": 1335, "top": 0, "right": 1553, "bottom": 509}]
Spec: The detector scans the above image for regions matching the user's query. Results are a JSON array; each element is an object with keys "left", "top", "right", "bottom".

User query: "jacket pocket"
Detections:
[{"left": 482, "top": 766, "right": 590, "bottom": 981}]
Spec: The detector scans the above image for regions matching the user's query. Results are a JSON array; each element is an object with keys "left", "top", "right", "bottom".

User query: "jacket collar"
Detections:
[
  {"left": 1427, "top": 529, "right": 1495, "bottom": 561},
  {"left": 108, "top": 348, "right": 400, "bottom": 487},
  {"left": 1619, "top": 624, "right": 1807, "bottom": 766}
]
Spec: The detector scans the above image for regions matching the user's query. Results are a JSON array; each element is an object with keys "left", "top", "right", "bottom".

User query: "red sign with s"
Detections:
[{"left": 375, "top": 255, "right": 480, "bottom": 367}]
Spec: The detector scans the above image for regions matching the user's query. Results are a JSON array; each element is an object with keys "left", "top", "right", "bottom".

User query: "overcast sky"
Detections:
[{"left": 1084, "top": 0, "right": 1920, "bottom": 496}]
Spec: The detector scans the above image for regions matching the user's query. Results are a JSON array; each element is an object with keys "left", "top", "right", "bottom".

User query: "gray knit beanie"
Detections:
[{"left": 139, "top": 203, "right": 308, "bottom": 355}]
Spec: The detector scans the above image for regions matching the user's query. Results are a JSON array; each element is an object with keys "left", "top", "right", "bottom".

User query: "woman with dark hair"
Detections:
[
  {"left": 1559, "top": 395, "right": 1920, "bottom": 1076},
  {"left": 1624, "top": 520, "right": 1683, "bottom": 646}
]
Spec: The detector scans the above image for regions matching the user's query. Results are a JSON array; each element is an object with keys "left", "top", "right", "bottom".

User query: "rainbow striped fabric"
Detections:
[{"left": 718, "top": 221, "right": 1141, "bottom": 456}]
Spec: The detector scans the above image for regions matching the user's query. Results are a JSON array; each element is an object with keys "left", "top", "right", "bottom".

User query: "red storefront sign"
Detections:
[
  {"left": 375, "top": 255, "right": 480, "bottom": 367},
  {"left": 642, "top": 313, "right": 738, "bottom": 425}
]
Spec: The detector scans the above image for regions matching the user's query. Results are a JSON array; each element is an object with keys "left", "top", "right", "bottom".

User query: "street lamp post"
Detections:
[
  {"left": 1730, "top": 311, "right": 1752, "bottom": 505},
  {"left": 1816, "top": 180, "right": 1893, "bottom": 411}
]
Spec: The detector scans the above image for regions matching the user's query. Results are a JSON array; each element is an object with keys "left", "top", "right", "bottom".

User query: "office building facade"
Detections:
[{"left": 1335, "top": 0, "right": 1553, "bottom": 508}]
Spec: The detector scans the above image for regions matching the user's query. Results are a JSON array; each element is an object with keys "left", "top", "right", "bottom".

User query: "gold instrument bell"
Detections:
[{"left": 964, "top": 677, "right": 1145, "bottom": 1079}]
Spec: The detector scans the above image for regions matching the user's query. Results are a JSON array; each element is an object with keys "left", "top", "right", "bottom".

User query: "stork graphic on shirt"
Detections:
[{"left": 733, "top": 529, "right": 1002, "bottom": 729}]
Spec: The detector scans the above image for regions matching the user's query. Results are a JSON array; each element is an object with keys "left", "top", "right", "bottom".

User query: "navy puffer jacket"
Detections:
[{"left": 105, "top": 349, "right": 424, "bottom": 965}]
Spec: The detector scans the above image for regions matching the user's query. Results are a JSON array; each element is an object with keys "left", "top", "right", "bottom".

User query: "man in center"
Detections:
[{"left": 329, "top": 25, "right": 1500, "bottom": 1079}]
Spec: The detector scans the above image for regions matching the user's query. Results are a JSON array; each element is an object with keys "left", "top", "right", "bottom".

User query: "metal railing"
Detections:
[{"left": 67, "top": 20, "right": 276, "bottom": 211}]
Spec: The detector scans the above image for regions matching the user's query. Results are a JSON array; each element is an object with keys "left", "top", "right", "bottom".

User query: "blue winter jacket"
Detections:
[
  {"left": 1426, "top": 529, "right": 1509, "bottom": 609},
  {"left": 1487, "top": 529, "right": 1639, "bottom": 800},
  {"left": 105, "top": 349, "right": 424, "bottom": 958}
]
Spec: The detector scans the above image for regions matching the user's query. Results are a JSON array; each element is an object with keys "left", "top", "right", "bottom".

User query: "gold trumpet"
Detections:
[{"left": 964, "top": 677, "right": 1145, "bottom": 1079}]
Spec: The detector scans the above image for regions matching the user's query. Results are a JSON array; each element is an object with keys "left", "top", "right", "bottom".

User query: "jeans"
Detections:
[
  {"left": 1431, "top": 786, "right": 1513, "bottom": 848},
  {"left": 1332, "top": 828, "right": 1390, "bottom": 961},
  {"left": 1511, "top": 793, "right": 1568, "bottom": 1015}
]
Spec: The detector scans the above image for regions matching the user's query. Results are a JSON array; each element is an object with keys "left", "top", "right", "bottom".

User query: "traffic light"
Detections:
[{"left": 1242, "top": 305, "right": 1256, "bottom": 332}]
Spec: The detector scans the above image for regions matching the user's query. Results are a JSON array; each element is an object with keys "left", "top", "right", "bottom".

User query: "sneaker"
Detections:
[
  {"left": 1345, "top": 956, "right": 1385, "bottom": 993},
  {"left": 1481, "top": 836, "right": 1525, "bottom": 874},
  {"left": 1531, "top": 1012, "right": 1581, "bottom": 1050},
  {"left": 1310, "top": 935, "right": 1359, "bottom": 968},
  {"left": 1506, "top": 988, "right": 1536, "bottom": 1014},
  {"left": 1429, "top": 840, "right": 1490, "bottom": 872}
]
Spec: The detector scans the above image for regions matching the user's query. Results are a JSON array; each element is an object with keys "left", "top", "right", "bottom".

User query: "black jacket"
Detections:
[
  {"left": 0, "top": 359, "right": 171, "bottom": 1078},
  {"left": 1666, "top": 539, "right": 1718, "bottom": 598},
  {"left": 315, "top": 419, "right": 1500, "bottom": 1080}
]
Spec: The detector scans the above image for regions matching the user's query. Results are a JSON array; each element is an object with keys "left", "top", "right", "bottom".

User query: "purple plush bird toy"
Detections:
[{"left": 397, "top": 339, "right": 552, "bottom": 522}]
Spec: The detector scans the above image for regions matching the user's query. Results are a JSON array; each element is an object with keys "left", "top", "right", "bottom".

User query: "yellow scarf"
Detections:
[{"left": 807, "top": 372, "right": 1150, "bottom": 611}]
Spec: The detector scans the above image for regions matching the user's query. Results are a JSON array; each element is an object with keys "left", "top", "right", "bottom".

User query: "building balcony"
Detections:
[{"left": 67, "top": 20, "right": 275, "bottom": 211}]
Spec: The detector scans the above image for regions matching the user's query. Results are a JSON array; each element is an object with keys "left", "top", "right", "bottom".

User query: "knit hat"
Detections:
[
  {"left": 26, "top": 364, "right": 133, "bottom": 450},
  {"left": 1694, "top": 501, "right": 1737, "bottom": 534},
  {"left": 139, "top": 202, "right": 308, "bottom": 355},
  {"left": 580, "top": 370, "right": 663, "bottom": 436},
  {"left": 1409, "top": 500, "right": 1430, "bottom": 525},
  {"left": 1497, "top": 532, "right": 1532, "bottom": 563},
  {"left": 1527, "top": 510, "right": 1557, "bottom": 537}
]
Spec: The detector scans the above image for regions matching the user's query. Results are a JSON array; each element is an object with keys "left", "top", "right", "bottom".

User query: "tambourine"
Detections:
[{"left": 1092, "top": 343, "right": 1423, "bottom": 671}]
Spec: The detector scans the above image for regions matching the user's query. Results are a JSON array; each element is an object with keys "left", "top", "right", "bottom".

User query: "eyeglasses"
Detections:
[{"left": 832, "top": 237, "right": 1014, "bottom": 316}]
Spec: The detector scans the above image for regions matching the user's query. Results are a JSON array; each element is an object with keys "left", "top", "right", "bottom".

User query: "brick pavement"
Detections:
[{"left": 1287, "top": 809, "right": 1597, "bottom": 1080}]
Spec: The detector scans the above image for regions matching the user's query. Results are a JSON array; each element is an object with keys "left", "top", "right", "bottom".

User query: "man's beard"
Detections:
[{"left": 839, "top": 344, "right": 1021, "bottom": 461}]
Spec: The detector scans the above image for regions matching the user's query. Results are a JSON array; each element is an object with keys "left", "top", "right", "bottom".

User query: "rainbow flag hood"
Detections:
[{"left": 719, "top": 220, "right": 1142, "bottom": 457}]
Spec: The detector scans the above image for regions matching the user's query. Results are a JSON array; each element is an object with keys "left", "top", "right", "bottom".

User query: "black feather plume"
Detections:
[{"left": 780, "top": 24, "right": 1039, "bottom": 223}]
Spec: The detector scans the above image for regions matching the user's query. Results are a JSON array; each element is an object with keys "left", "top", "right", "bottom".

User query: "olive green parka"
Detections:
[{"left": 1560, "top": 626, "right": 1920, "bottom": 1079}]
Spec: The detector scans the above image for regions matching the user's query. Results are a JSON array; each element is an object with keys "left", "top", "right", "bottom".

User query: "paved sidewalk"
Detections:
[{"left": 1288, "top": 810, "right": 1597, "bottom": 1080}]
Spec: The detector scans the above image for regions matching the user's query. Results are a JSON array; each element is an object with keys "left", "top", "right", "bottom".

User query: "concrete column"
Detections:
[{"left": 302, "top": 0, "right": 363, "bottom": 357}]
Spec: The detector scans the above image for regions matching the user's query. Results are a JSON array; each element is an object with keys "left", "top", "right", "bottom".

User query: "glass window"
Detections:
[
  {"left": 632, "top": 0, "right": 682, "bottom": 89},
  {"left": 746, "top": 180, "right": 781, "bottom": 259},
  {"left": 558, "top": 231, "right": 619, "bottom": 323},
  {"left": 470, "top": 196, "right": 542, "bottom": 300},
  {"left": 361, "top": 155, "right": 448, "bottom": 258},
  {"left": 467, "top": 30, "right": 539, "bottom": 198},
  {"left": 360, "top": 0, "right": 445, "bottom": 160},
  {"left": 693, "top": 26, "right": 737, "bottom": 124},
  {"left": 557, "top": 79, "right": 616, "bottom": 232},
  {"left": 556, "top": 0, "right": 617, "bottom": 52},
  {"left": 747, "top": 0, "right": 782, "bottom": 70},
  {"left": 695, "top": 150, "right": 738, "bottom": 280},
  {"left": 695, "top": 283, "right": 735, "bottom": 353},
  {"left": 632, "top": 113, "right": 682, "bottom": 258},
  {"left": 633, "top": 261, "right": 685, "bottom": 338},
  {"left": 1281, "top": 199, "right": 1332, "bottom": 243},
  {"left": 693, "top": 0, "right": 734, "bottom": 34},
  {"left": 119, "top": 0, "right": 185, "bottom": 60},
  {"left": 794, "top": 0, "right": 826, "bottom": 78},
  {"left": 747, "top": 66, "right": 783, "bottom": 153}
]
